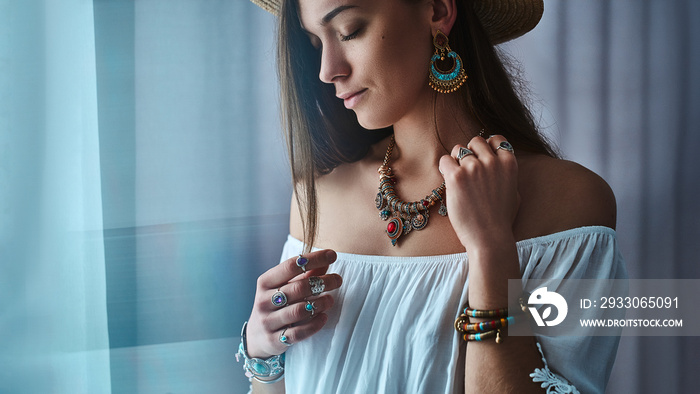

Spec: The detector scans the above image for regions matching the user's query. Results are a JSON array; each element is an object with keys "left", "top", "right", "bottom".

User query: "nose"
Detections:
[{"left": 318, "top": 44, "right": 350, "bottom": 84}]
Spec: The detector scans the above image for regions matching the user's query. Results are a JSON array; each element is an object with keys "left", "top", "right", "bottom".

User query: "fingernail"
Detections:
[{"left": 326, "top": 250, "right": 337, "bottom": 262}]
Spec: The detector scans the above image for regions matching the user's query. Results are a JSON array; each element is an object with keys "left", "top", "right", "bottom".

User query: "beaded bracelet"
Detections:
[
  {"left": 455, "top": 315, "right": 510, "bottom": 344},
  {"left": 463, "top": 306, "right": 509, "bottom": 318},
  {"left": 457, "top": 316, "right": 516, "bottom": 333},
  {"left": 455, "top": 295, "right": 532, "bottom": 343},
  {"left": 464, "top": 329, "right": 503, "bottom": 343}
]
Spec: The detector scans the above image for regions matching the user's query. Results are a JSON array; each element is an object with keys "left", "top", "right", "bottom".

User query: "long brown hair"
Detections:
[{"left": 277, "top": 0, "right": 557, "bottom": 250}]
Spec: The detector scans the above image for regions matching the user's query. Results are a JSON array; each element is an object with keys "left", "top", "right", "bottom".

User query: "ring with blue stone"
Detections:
[
  {"left": 279, "top": 328, "right": 292, "bottom": 347},
  {"left": 305, "top": 300, "right": 316, "bottom": 316},
  {"left": 271, "top": 290, "right": 288, "bottom": 308},
  {"left": 295, "top": 255, "right": 309, "bottom": 273},
  {"left": 457, "top": 147, "right": 474, "bottom": 160},
  {"left": 496, "top": 141, "right": 515, "bottom": 153}
]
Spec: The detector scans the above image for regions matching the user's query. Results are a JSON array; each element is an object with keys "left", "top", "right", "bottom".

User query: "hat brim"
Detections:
[
  {"left": 250, "top": 0, "right": 543, "bottom": 44},
  {"left": 473, "top": 0, "right": 544, "bottom": 44}
]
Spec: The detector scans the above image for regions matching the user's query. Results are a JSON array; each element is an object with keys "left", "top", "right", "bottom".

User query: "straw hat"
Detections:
[{"left": 250, "top": 0, "right": 544, "bottom": 44}]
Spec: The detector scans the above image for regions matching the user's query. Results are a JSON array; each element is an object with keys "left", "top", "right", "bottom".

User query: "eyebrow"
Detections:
[{"left": 321, "top": 5, "right": 358, "bottom": 26}]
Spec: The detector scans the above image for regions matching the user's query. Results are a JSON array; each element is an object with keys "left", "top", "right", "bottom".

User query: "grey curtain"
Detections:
[{"left": 511, "top": 1, "right": 700, "bottom": 392}]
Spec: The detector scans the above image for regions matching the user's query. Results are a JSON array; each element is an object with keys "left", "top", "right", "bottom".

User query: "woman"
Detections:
[{"left": 237, "top": 0, "right": 626, "bottom": 392}]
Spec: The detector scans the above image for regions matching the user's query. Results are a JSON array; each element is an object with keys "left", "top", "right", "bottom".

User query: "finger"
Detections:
[
  {"left": 296, "top": 265, "right": 329, "bottom": 281},
  {"left": 450, "top": 144, "right": 477, "bottom": 162},
  {"left": 265, "top": 272, "right": 342, "bottom": 311},
  {"left": 265, "top": 293, "right": 335, "bottom": 332},
  {"left": 258, "top": 249, "right": 337, "bottom": 290},
  {"left": 485, "top": 134, "right": 506, "bottom": 146},
  {"left": 487, "top": 134, "right": 516, "bottom": 156},
  {"left": 270, "top": 312, "right": 329, "bottom": 351},
  {"left": 486, "top": 135, "right": 517, "bottom": 173},
  {"left": 439, "top": 153, "right": 461, "bottom": 176},
  {"left": 466, "top": 136, "right": 495, "bottom": 159},
  {"left": 286, "top": 273, "right": 342, "bottom": 302}
]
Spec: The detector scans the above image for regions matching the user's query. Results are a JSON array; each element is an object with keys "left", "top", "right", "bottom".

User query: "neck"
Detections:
[{"left": 390, "top": 90, "right": 482, "bottom": 174}]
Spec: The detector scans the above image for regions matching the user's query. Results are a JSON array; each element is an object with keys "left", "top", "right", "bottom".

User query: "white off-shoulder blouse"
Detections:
[{"left": 278, "top": 226, "right": 627, "bottom": 394}]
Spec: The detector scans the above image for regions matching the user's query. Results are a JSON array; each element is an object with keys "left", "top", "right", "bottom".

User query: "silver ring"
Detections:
[
  {"left": 279, "top": 328, "right": 292, "bottom": 347},
  {"left": 309, "top": 276, "right": 325, "bottom": 296},
  {"left": 271, "top": 290, "right": 288, "bottom": 308},
  {"left": 305, "top": 300, "right": 316, "bottom": 316},
  {"left": 296, "top": 255, "right": 309, "bottom": 273},
  {"left": 457, "top": 147, "right": 474, "bottom": 160},
  {"left": 496, "top": 141, "right": 514, "bottom": 153}
]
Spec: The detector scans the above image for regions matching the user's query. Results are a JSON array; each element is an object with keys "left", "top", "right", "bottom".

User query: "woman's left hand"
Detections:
[{"left": 438, "top": 135, "right": 520, "bottom": 251}]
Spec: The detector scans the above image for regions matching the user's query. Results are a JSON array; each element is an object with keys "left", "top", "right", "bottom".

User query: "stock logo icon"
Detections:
[{"left": 527, "top": 287, "right": 568, "bottom": 327}]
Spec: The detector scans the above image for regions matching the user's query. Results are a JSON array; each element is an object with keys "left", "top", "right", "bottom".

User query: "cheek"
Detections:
[
  {"left": 350, "top": 26, "right": 433, "bottom": 129},
  {"left": 385, "top": 32, "right": 429, "bottom": 74},
  {"left": 372, "top": 31, "right": 432, "bottom": 105}
]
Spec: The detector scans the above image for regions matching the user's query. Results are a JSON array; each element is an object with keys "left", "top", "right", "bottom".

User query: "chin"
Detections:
[{"left": 353, "top": 110, "right": 393, "bottom": 131}]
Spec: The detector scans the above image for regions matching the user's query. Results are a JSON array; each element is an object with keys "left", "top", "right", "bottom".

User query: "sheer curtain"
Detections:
[
  {"left": 95, "top": 1, "right": 286, "bottom": 392},
  {"left": 0, "top": 0, "right": 111, "bottom": 392},
  {"left": 2, "top": 0, "right": 283, "bottom": 392}
]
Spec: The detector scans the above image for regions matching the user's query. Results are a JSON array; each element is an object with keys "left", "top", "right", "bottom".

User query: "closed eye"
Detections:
[{"left": 340, "top": 28, "right": 361, "bottom": 42}]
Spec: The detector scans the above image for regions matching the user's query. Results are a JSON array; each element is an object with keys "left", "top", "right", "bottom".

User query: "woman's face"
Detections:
[{"left": 298, "top": 0, "right": 434, "bottom": 130}]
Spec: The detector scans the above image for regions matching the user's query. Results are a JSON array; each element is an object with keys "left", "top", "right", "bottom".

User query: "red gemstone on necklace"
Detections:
[
  {"left": 422, "top": 200, "right": 429, "bottom": 207},
  {"left": 387, "top": 222, "right": 397, "bottom": 233}
]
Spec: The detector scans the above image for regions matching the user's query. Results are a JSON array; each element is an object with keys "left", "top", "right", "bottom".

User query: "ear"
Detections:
[{"left": 430, "top": 0, "right": 458, "bottom": 36}]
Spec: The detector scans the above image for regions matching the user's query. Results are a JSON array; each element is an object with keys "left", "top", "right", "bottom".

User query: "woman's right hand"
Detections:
[{"left": 245, "top": 249, "right": 342, "bottom": 359}]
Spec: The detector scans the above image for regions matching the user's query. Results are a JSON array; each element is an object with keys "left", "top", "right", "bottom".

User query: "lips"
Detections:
[{"left": 337, "top": 88, "right": 367, "bottom": 109}]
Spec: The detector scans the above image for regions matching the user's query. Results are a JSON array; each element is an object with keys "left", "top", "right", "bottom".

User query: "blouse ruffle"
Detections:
[{"left": 279, "top": 226, "right": 626, "bottom": 394}]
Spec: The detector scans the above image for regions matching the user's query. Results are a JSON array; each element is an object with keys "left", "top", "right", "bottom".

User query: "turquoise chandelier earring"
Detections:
[{"left": 428, "top": 30, "right": 467, "bottom": 93}]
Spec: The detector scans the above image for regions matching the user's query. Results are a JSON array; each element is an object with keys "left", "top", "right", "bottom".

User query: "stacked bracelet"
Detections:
[
  {"left": 463, "top": 307, "right": 508, "bottom": 318},
  {"left": 465, "top": 329, "right": 502, "bottom": 343},
  {"left": 460, "top": 316, "right": 515, "bottom": 333},
  {"left": 455, "top": 314, "right": 513, "bottom": 344},
  {"left": 455, "top": 300, "right": 527, "bottom": 344},
  {"left": 235, "top": 321, "right": 285, "bottom": 384}
]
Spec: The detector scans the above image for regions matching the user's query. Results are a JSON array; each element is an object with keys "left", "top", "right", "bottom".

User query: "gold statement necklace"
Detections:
[{"left": 375, "top": 135, "right": 448, "bottom": 246}]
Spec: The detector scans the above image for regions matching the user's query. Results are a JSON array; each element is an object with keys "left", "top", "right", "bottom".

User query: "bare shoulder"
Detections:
[
  {"left": 514, "top": 154, "right": 617, "bottom": 240},
  {"left": 289, "top": 164, "right": 366, "bottom": 242},
  {"left": 289, "top": 136, "right": 389, "bottom": 243},
  {"left": 289, "top": 189, "right": 303, "bottom": 240}
]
